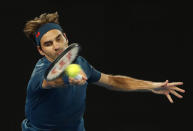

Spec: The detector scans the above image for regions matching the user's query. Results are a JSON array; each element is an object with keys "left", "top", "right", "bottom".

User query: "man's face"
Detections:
[{"left": 38, "top": 29, "right": 68, "bottom": 62}]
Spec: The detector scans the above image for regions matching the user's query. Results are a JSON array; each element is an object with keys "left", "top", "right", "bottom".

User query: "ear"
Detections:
[{"left": 37, "top": 46, "right": 45, "bottom": 56}]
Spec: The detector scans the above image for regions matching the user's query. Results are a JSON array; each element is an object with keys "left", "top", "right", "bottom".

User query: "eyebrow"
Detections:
[
  {"left": 56, "top": 34, "right": 62, "bottom": 39},
  {"left": 43, "top": 34, "right": 62, "bottom": 45},
  {"left": 43, "top": 40, "right": 52, "bottom": 46}
]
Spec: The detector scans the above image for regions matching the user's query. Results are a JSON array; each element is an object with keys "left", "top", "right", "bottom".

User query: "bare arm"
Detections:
[
  {"left": 42, "top": 69, "right": 88, "bottom": 88},
  {"left": 96, "top": 73, "right": 185, "bottom": 103},
  {"left": 96, "top": 73, "right": 156, "bottom": 91},
  {"left": 42, "top": 77, "right": 65, "bottom": 88}
]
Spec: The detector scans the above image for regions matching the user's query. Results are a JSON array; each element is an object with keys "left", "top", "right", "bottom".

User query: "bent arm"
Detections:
[
  {"left": 42, "top": 69, "right": 87, "bottom": 89},
  {"left": 42, "top": 77, "right": 65, "bottom": 88}
]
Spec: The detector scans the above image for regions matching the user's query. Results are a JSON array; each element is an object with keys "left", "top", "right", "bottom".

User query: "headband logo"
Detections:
[{"left": 36, "top": 32, "right": 40, "bottom": 38}]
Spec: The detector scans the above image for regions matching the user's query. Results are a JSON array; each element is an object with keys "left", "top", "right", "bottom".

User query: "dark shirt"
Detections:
[{"left": 24, "top": 56, "right": 101, "bottom": 130}]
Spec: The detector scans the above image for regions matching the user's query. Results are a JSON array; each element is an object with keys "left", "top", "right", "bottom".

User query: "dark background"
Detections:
[{"left": 1, "top": 1, "right": 192, "bottom": 131}]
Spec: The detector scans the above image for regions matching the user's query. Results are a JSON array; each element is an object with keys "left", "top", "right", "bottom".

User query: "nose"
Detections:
[{"left": 53, "top": 41, "right": 60, "bottom": 51}]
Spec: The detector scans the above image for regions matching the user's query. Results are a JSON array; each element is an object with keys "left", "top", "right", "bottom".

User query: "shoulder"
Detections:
[
  {"left": 75, "top": 56, "right": 90, "bottom": 66},
  {"left": 27, "top": 57, "right": 51, "bottom": 91},
  {"left": 36, "top": 57, "right": 51, "bottom": 69},
  {"left": 31, "top": 57, "right": 51, "bottom": 77},
  {"left": 75, "top": 56, "right": 87, "bottom": 62}
]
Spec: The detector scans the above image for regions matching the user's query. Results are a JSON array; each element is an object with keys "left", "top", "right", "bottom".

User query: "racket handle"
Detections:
[{"left": 74, "top": 74, "right": 82, "bottom": 80}]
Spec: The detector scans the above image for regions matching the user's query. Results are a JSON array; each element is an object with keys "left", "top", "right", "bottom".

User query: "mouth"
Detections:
[
  {"left": 56, "top": 50, "right": 64, "bottom": 56},
  {"left": 56, "top": 45, "right": 68, "bottom": 56}
]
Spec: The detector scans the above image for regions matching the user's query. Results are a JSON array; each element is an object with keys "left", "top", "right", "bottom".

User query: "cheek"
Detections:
[
  {"left": 62, "top": 38, "right": 67, "bottom": 44},
  {"left": 42, "top": 47, "right": 54, "bottom": 55},
  {"left": 61, "top": 39, "right": 68, "bottom": 48},
  {"left": 62, "top": 35, "right": 68, "bottom": 43}
]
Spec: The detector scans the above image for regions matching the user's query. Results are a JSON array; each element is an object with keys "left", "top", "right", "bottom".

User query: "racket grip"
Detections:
[{"left": 74, "top": 74, "right": 82, "bottom": 80}]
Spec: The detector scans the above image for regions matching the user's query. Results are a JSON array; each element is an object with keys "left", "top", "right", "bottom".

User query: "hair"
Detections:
[{"left": 23, "top": 12, "right": 60, "bottom": 44}]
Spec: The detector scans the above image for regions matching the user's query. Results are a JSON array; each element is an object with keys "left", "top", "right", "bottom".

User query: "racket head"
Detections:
[{"left": 44, "top": 43, "right": 81, "bottom": 81}]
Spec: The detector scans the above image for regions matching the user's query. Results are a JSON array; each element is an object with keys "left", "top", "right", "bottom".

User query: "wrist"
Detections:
[{"left": 62, "top": 73, "right": 69, "bottom": 85}]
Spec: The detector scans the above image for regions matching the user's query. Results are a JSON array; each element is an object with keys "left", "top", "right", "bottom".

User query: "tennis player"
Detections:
[{"left": 22, "top": 12, "right": 185, "bottom": 131}]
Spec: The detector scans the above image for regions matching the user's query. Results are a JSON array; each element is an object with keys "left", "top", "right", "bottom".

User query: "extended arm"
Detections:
[{"left": 95, "top": 73, "right": 185, "bottom": 103}]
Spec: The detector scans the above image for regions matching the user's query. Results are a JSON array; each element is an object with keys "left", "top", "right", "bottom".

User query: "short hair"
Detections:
[{"left": 23, "top": 12, "right": 60, "bottom": 44}]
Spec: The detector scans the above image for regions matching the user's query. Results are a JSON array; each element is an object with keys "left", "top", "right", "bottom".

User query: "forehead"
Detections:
[{"left": 40, "top": 29, "right": 62, "bottom": 43}]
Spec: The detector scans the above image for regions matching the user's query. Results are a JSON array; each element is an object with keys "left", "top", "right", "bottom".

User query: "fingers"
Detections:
[
  {"left": 68, "top": 68, "right": 88, "bottom": 85},
  {"left": 163, "top": 80, "right": 185, "bottom": 93},
  {"left": 79, "top": 70, "right": 88, "bottom": 80},
  {"left": 171, "top": 86, "right": 185, "bottom": 93},
  {"left": 159, "top": 80, "right": 168, "bottom": 87},
  {"left": 155, "top": 80, "right": 184, "bottom": 103},
  {"left": 82, "top": 75, "right": 88, "bottom": 81},
  {"left": 170, "top": 90, "right": 183, "bottom": 99},
  {"left": 166, "top": 94, "right": 174, "bottom": 103},
  {"left": 69, "top": 75, "right": 87, "bottom": 85},
  {"left": 167, "top": 82, "right": 183, "bottom": 87},
  {"left": 69, "top": 77, "right": 86, "bottom": 85},
  {"left": 165, "top": 80, "right": 169, "bottom": 85},
  {"left": 157, "top": 80, "right": 183, "bottom": 88}
]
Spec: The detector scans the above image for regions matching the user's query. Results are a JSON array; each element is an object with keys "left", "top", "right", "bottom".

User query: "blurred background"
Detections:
[{"left": 0, "top": 1, "right": 192, "bottom": 131}]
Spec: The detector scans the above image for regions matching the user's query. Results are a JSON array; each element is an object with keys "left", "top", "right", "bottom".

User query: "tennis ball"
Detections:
[{"left": 65, "top": 64, "right": 81, "bottom": 77}]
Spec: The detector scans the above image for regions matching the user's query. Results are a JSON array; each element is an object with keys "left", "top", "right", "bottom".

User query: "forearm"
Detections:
[
  {"left": 107, "top": 75, "right": 154, "bottom": 91},
  {"left": 42, "top": 77, "right": 66, "bottom": 88},
  {"left": 42, "top": 70, "right": 87, "bottom": 88}
]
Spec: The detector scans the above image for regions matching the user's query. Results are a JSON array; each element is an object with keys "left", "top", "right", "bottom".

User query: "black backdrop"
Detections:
[{"left": 1, "top": 1, "right": 192, "bottom": 131}]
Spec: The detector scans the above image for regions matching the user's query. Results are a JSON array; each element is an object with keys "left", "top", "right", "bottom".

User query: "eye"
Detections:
[
  {"left": 44, "top": 41, "right": 52, "bottom": 47},
  {"left": 56, "top": 36, "right": 61, "bottom": 41}
]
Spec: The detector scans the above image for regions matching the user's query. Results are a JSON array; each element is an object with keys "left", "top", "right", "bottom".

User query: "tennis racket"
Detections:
[{"left": 44, "top": 43, "right": 81, "bottom": 81}]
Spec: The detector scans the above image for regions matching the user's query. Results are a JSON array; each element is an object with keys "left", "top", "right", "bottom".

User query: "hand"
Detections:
[
  {"left": 151, "top": 80, "right": 185, "bottom": 103},
  {"left": 69, "top": 69, "right": 88, "bottom": 85},
  {"left": 42, "top": 77, "right": 65, "bottom": 88}
]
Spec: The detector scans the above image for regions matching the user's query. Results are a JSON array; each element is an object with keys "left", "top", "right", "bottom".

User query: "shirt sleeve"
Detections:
[
  {"left": 76, "top": 56, "right": 101, "bottom": 84},
  {"left": 27, "top": 67, "right": 48, "bottom": 92}
]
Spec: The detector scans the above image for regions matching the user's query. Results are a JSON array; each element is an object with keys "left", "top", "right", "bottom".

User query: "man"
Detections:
[{"left": 22, "top": 12, "right": 185, "bottom": 131}]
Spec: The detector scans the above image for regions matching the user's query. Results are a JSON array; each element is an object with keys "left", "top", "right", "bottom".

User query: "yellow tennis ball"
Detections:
[{"left": 65, "top": 64, "right": 81, "bottom": 77}]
